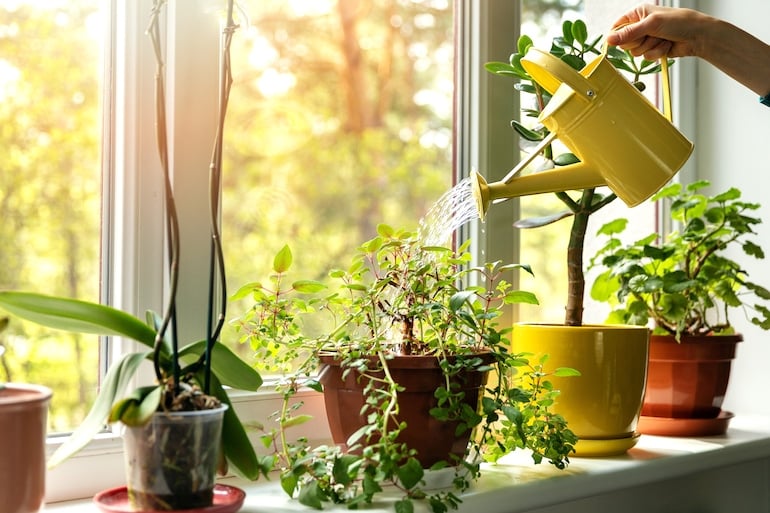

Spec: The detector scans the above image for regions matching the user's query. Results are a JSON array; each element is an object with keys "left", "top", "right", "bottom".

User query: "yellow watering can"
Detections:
[{"left": 472, "top": 44, "right": 694, "bottom": 220}]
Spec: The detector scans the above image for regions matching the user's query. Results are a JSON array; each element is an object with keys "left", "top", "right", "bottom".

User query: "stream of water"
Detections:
[{"left": 417, "top": 177, "right": 479, "bottom": 246}]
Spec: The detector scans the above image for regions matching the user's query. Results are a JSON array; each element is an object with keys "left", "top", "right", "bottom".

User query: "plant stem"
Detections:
[
  {"left": 148, "top": 0, "right": 180, "bottom": 389},
  {"left": 204, "top": 0, "right": 237, "bottom": 394}
]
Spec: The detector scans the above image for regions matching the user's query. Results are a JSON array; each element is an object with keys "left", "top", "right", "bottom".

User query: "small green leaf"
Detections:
[
  {"left": 395, "top": 499, "right": 415, "bottom": 513},
  {"left": 560, "top": 53, "right": 585, "bottom": 71},
  {"left": 571, "top": 19, "right": 587, "bottom": 45},
  {"left": 504, "top": 290, "right": 539, "bottom": 305},
  {"left": 298, "top": 480, "right": 324, "bottom": 509},
  {"left": 280, "top": 414, "right": 313, "bottom": 429},
  {"left": 553, "top": 367, "right": 581, "bottom": 377},
  {"left": 273, "top": 245, "right": 293, "bottom": 273},
  {"left": 230, "top": 282, "right": 262, "bottom": 301},
  {"left": 517, "top": 34, "right": 533, "bottom": 55},
  {"left": 449, "top": 290, "right": 475, "bottom": 312},
  {"left": 332, "top": 455, "right": 358, "bottom": 485},
  {"left": 377, "top": 223, "right": 395, "bottom": 237},
  {"left": 590, "top": 270, "right": 618, "bottom": 302},
  {"left": 280, "top": 471, "right": 298, "bottom": 497},
  {"left": 293, "top": 280, "right": 326, "bottom": 294},
  {"left": 397, "top": 457, "right": 425, "bottom": 490},
  {"left": 597, "top": 218, "right": 628, "bottom": 236}
]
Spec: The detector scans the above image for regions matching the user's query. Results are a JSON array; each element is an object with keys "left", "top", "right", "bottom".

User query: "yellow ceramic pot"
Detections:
[{"left": 512, "top": 324, "right": 649, "bottom": 456}]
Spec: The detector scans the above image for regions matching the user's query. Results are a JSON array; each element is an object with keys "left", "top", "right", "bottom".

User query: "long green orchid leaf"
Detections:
[
  {"left": 48, "top": 351, "right": 150, "bottom": 468},
  {"left": 0, "top": 292, "right": 156, "bottom": 348},
  {"left": 109, "top": 385, "right": 163, "bottom": 426},
  {"left": 201, "top": 371, "right": 265, "bottom": 480},
  {"left": 180, "top": 340, "right": 262, "bottom": 391}
]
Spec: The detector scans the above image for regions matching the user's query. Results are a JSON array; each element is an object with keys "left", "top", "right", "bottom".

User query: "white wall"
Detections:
[
  {"left": 695, "top": 0, "right": 770, "bottom": 416},
  {"left": 583, "top": 0, "right": 770, "bottom": 417}
]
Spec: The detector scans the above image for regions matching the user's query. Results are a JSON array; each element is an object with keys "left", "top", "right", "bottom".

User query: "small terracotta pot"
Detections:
[
  {"left": 642, "top": 334, "right": 741, "bottom": 419},
  {"left": 318, "top": 353, "right": 491, "bottom": 468},
  {"left": 0, "top": 383, "right": 52, "bottom": 513}
]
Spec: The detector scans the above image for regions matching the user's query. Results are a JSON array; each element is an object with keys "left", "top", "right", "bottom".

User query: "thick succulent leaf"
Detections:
[
  {"left": 513, "top": 210, "right": 574, "bottom": 229},
  {"left": 179, "top": 340, "right": 263, "bottom": 391},
  {"left": 571, "top": 19, "right": 587, "bottom": 45},
  {"left": 553, "top": 152, "right": 580, "bottom": 166},
  {"left": 48, "top": 351, "right": 150, "bottom": 468},
  {"left": 511, "top": 120, "right": 545, "bottom": 142},
  {"left": 0, "top": 292, "right": 156, "bottom": 348}
]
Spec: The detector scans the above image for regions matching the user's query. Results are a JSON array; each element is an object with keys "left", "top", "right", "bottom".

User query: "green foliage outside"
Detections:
[
  {"left": 1, "top": 0, "right": 582, "bottom": 434},
  {"left": 0, "top": 1, "right": 101, "bottom": 432}
]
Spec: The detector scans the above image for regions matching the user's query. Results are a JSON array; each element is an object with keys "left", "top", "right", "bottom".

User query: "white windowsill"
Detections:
[{"left": 46, "top": 414, "right": 770, "bottom": 513}]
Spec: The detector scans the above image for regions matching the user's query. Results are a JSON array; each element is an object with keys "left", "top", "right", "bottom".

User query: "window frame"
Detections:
[{"left": 45, "top": 0, "right": 520, "bottom": 502}]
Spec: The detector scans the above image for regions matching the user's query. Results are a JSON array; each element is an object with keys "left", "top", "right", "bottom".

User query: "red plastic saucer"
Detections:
[{"left": 93, "top": 484, "right": 245, "bottom": 513}]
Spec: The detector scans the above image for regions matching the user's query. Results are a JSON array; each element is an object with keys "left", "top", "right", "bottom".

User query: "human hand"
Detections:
[{"left": 606, "top": 4, "right": 705, "bottom": 60}]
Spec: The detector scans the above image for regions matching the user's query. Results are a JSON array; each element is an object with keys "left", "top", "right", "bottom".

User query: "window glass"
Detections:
[
  {"left": 513, "top": 0, "right": 657, "bottom": 325},
  {"left": 0, "top": 0, "right": 103, "bottom": 433},
  {"left": 221, "top": 0, "right": 454, "bottom": 362}
]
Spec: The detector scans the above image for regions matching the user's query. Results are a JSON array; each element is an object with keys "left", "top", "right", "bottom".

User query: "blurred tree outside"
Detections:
[
  {"left": 0, "top": 0, "right": 102, "bottom": 432},
  {"left": 0, "top": 0, "right": 585, "bottom": 432},
  {"left": 221, "top": 0, "right": 455, "bottom": 358}
]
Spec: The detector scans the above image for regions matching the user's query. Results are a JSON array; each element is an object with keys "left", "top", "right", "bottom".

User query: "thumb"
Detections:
[{"left": 606, "top": 24, "right": 634, "bottom": 46}]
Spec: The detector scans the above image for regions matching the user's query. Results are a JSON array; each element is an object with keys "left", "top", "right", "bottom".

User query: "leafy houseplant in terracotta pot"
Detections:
[
  {"left": 0, "top": 1, "right": 264, "bottom": 510},
  {"left": 233, "top": 224, "right": 579, "bottom": 513},
  {"left": 0, "top": 317, "right": 53, "bottom": 513},
  {"left": 483, "top": 20, "right": 671, "bottom": 455},
  {"left": 592, "top": 180, "right": 770, "bottom": 436}
]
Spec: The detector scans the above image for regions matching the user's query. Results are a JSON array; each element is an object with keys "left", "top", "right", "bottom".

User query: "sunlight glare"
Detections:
[{"left": 287, "top": 0, "right": 334, "bottom": 17}]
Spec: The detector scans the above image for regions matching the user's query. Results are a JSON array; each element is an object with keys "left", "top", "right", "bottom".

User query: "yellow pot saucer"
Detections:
[{"left": 572, "top": 432, "right": 641, "bottom": 457}]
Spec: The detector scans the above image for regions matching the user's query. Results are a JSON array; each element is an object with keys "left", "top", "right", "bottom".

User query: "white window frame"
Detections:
[{"left": 44, "top": 0, "right": 518, "bottom": 502}]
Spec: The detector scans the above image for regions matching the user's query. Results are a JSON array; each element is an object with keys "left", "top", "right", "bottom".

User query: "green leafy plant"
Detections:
[
  {"left": 232, "top": 224, "right": 578, "bottom": 513},
  {"left": 0, "top": 0, "right": 266, "bottom": 480},
  {"left": 484, "top": 20, "right": 670, "bottom": 326},
  {"left": 591, "top": 180, "right": 770, "bottom": 338}
]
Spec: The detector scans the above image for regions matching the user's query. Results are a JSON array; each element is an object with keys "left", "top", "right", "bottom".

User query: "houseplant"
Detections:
[
  {"left": 591, "top": 180, "right": 770, "bottom": 435},
  {"left": 232, "top": 224, "right": 579, "bottom": 513},
  {"left": 0, "top": 1, "right": 265, "bottom": 510},
  {"left": 482, "top": 20, "right": 662, "bottom": 454}
]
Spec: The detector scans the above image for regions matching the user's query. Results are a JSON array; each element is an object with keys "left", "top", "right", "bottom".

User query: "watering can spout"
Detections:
[{"left": 472, "top": 163, "right": 604, "bottom": 221}]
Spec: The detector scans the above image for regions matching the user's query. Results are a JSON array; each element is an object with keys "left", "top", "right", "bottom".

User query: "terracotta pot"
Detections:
[
  {"left": 0, "top": 383, "right": 52, "bottom": 513},
  {"left": 512, "top": 324, "right": 649, "bottom": 456},
  {"left": 318, "top": 353, "right": 491, "bottom": 468},
  {"left": 641, "top": 334, "right": 741, "bottom": 419},
  {"left": 122, "top": 405, "right": 227, "bottom": 511}
]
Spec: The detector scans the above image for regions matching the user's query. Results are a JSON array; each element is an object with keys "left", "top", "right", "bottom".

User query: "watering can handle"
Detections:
[
  {"left": 520, "top": 48, "right": 597, "bottom": 102},
  {"left": 660, "top": 55, "right": 672, "bottom": 122},
  {"left": 520, "top": 45, "right": 673, "bottom": 120}
]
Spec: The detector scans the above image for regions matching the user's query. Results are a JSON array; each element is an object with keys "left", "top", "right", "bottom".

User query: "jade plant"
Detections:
[
  {"left": 232, "top": 224, "right": 578, "bottom": 513},
  {"left": 484, "top": 20, "right": 671, "bottom": 326},
  {"left": 0, "top": 0, "right": 266, "bottom": 482},
  {"left": 591, "top": 180, "right": 770, "bottom": 338}
]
